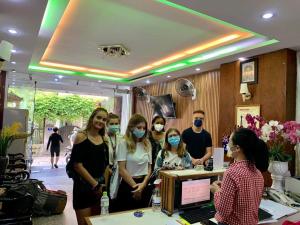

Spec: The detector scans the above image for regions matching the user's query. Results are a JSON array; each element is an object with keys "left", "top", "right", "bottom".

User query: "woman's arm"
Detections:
[
  {"left": 118, "top": 161, "right": 137, "bottom": 188},
  {"left": 213, "top": 172, "right": 236, "bottom": 221}
]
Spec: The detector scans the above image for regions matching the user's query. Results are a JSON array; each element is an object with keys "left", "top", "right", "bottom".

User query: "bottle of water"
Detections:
[
  {"left": 152, "top": 183, "right": 161, "bottom": 211},
  {"left": 101, "top": 191, "right": 109, "bottom": 215}
]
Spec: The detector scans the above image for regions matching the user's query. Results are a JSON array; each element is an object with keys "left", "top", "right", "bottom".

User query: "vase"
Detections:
[
  {"left": 268, "top": 161, "right": 289, "bottom": 192},
  {"left": 0, "top": 155, "right": 9, "bottom": 176}
]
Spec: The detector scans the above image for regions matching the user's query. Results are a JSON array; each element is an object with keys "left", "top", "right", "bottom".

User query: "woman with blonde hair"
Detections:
[
  {"left": 116, "top": 114, "right": 152, "bottom": 211},
  {"left": 69, "top": 107, "right": 109, "bottom": 225},
  {"left": 155, "top": 128, "right": 192, "bottom": 172}
]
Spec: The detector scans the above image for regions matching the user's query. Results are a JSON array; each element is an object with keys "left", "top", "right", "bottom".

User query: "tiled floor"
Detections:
[{"left": 30, "top": 156, "right": 77, "bottom": 225}]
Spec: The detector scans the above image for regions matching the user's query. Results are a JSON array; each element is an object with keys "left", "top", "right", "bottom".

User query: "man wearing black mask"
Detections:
[{"left": 182, "top": 110, "right": 212, "bottom": 166}]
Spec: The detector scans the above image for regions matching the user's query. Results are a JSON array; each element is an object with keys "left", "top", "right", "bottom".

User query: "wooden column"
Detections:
[{"left": 0, "top": 70, "right": 6, "bottom": 129}]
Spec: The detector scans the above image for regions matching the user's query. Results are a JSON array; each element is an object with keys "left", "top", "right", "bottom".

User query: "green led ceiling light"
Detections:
[
  {"left": 29, "top": 65, "right": 75, "bottom": 75},
  {"left": 29, "top": 65, "right": 130, "bottom": 83}
]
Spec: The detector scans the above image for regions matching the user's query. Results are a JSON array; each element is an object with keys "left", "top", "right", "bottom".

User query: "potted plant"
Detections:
[
  {"left": 0, "top": 122, "right": 32, "bottom": 176},
  {"left": 245, "top": 115, "right": 300, "bottom": 191}
]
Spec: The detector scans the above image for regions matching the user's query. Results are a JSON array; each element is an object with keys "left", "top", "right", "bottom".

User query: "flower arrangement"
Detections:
[
  {"left": 245, "top": 114, "right": 300, "bottom": 162},
  {"left": 0, "top": 122, "right": 22, "bottom": 157},
  {"left": 221, "top": 134, "right": 229, "bottom": 152}
]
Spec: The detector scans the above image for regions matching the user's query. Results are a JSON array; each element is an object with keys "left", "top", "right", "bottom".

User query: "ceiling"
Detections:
[{"left": 1, "top": 0, "right": 300, "bottom": 95}]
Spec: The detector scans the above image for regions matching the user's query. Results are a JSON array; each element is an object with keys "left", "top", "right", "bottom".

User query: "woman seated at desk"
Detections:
[
  {"left": 210, "top": 128, "right": 269, "bottom": 225},
  {"left": 154, "top": 128, "right": 192, "bottom": 173}
]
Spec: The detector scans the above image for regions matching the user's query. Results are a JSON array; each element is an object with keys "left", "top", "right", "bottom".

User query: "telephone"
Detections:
[{"left": 267, "top": 189, "right": 300, "bottom": 208}]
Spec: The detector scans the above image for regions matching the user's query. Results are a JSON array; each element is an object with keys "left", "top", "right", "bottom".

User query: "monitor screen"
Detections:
[
  {"left": 150, "top": 94, "right": 176, "bottom": 118},
  {"left": 181, "top": 178, "right": 211, "bottom": 206}
]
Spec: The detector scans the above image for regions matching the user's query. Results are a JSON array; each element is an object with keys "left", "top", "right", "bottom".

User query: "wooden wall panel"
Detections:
[
  {"left": 219, "top": 49, "right": 297, "bottom": 146},
  {"left": 135, "top": 70, "right": 220, "bottom": 147}
]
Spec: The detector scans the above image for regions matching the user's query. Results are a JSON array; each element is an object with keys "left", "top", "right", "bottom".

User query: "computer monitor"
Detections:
[{"left": 178, "top": 178, "right": 211, "bottom": 209}]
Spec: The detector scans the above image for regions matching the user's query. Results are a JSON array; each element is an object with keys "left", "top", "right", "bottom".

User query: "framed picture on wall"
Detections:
[
  {"left": 236, "top": 105, "right": 260, "bottom": 127},
  {"left": 240, "top": 58, "right": 258, "bottom": 84}
]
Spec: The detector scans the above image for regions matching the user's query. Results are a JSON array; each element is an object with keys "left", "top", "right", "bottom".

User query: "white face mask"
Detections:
[{"left": 154, "top": 124, "right": 164, "bottom": 132}]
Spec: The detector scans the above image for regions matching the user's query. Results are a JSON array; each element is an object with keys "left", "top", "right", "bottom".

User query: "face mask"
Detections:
[
  {"left": 168, "top": 136, "right": 180, "bottom": 147},
  {"left": 108, "top": 125, "right": 120, "bottom": 134},
  {"left": 194, "top": 119, "right": 203, "bottom": 127},
  {"left": 133, "top": 128, "right": 145, "bottom": 138},
  {"left": 154, "top": 124, "right": 164, "bottom": 132}
]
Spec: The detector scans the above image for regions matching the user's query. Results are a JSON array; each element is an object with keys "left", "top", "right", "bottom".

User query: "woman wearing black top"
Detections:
[
  {"left": 148, "top": 116, "right": 166, "bottom": 170},
  {"left": 70, "top": 108, "right": 109, "bottom": 225}
]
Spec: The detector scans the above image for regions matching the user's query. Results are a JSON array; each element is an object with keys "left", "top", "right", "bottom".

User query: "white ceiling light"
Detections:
[
  {"left": 239, "top": 57, "right": 247, "bottom": 61},
  {"left": 195, "top": 68, "right": 201, "bottom": 71},
  {"left": 11, "top": 61, "right": 16, "bottom": 64},
  {"left": 146, "top": 80, "right": 150, "bottom": 84},
  {"left": 11, "top": 49, "right": 16, "bottom": 53},
  {"left": 98, "top": 80, "right": 102, "bottom": 82},
  {"left": 58, "top": 75, "right": 64, "bottom": 79},
  {"left": 54, "top": 78, "right": 58, "bottom": 82},
  {"left": 262, "top": 12, "right": 274, "bottom": 19},
  {"left": 8, "top": 29, "right": 17, "bottom": 34},
  {"left": 167, "top": 75, "right": 171, "bottom": 78}
]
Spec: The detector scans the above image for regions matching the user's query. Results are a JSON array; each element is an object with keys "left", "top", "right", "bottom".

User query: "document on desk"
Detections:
[
  {"left": 259, "top": 199, "right": 298, "bottom": 220},
  {"left": 166, "top": 169, "right": 226, "bottom": 176}
]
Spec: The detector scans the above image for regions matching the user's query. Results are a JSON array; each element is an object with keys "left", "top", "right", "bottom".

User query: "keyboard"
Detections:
[
  {"left": 258, "top": 208, "right": 273, "bottom": 221},
  {"left": 179, "top": 206, "right": 216, "bottom": 224}
]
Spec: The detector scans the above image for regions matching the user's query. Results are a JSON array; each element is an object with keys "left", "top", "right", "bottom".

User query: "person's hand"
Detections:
[
  {"left": 192, "top": 158, "right": 198, "bottom": 166},
  {"left": 210, "top": 181, "right": 221, "bottom": 194},
  {"left": 93, "top": 184, "right": 105, "bottom": 197},
  {"left": 132, "top": 183, "right": 145, "bottom": 200}
]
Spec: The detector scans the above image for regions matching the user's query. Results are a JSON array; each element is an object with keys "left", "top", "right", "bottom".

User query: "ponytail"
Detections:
[{"left": 232, "top": 128, "right": 269, "bottom": 172}]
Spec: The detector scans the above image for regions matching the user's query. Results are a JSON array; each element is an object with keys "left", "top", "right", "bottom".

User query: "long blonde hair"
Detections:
[
  {"left": 124, "top": 114, "right": 150, "bottom": 153},
  {"left": 163, "top": 128, "right": 185, "bottom": 158}
]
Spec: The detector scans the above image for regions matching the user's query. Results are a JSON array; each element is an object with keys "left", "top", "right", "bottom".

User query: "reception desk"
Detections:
[
  {"left": 86, "top": 208, "right": 300, "bottom": 225},
  {"left": 160, "top": 169, "right": 226, "bottom": 215}
]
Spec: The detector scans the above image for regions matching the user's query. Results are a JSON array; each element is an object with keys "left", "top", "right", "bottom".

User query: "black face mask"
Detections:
[{"left": 194, "top": 119, "right": 203, "bottom": 127}]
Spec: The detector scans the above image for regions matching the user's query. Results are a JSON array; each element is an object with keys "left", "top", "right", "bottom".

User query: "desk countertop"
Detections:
[{"left": 86, "top": 208, "right": 300, "bottom": 225}]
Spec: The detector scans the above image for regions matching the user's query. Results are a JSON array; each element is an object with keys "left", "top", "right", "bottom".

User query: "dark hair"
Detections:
[
  {"left": 151, "top": 115, "right": 166, "bottom": 131},
  {"left": 193, "top": 110, "right": 205, "bottom": 115},
  {"left": 107, "top": 113, "right": 120, "bottom": 124},
  {"left": 232, "top": 128, "right": 269, "bottom": 172},
  {"left": 53, "top": 127, "right": 58, "bottom": 132},
  {"left": 85, "top": 107, "right": 108, "bottom": 136}
]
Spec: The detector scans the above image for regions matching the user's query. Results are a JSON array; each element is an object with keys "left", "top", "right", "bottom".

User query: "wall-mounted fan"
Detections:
[
  {"left": 132, "top": 87, "right": 150, "bottom": 102},
  {"left": 175, "top": 78, "right": 197, "bottom": 100}
]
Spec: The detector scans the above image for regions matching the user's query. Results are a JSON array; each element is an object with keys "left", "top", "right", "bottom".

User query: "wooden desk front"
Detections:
[{"left": 160, "top": 169, "right": 226, "bottom": 216}]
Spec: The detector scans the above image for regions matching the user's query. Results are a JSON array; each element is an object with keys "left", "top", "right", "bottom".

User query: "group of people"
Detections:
[{"left": 64, "top": 107, "right": 269, "bottom": 225}]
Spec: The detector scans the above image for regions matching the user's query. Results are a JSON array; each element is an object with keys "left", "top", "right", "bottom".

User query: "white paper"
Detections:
[
  {"left": 213, "top": 148, "right": 224, "bottom": 170},
  {"left": 259, "top": 199, "right": 298, "bottom": 220}
]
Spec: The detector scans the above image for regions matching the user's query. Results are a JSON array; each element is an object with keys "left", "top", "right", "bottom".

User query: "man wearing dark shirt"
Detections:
[
  {"left": 47, "top": 127, "right": 63, "bottom": 168},
  {"left": 182, "top": 110, "right": 212, "bottom": 166}
]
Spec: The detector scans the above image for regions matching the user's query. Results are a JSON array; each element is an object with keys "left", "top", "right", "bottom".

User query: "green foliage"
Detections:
[
  {"left": 34, "top": 94, "right": 96, "bottom": 122},
  {"left": 269, "top": 143, "right": 293, "bottom": 162}
]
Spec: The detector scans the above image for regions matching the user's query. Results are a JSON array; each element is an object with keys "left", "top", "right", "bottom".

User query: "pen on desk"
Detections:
[{"left": 176, "top": 219, "right": 186, "bottom": 225}]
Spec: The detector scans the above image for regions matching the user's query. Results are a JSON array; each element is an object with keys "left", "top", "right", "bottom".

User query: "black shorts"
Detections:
[
  {"left": 73, "top": 179, "right": 100, "bottom": 210},
  {"left": 50, "top": 147, "right": 60, "bottom": 157}
]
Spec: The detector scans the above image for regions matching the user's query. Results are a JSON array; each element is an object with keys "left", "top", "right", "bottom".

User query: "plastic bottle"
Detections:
[
  {"left": 100, "top": 191, "right": 109, "bottom": 215},
  {"left": 152, "top": 179, "right": 161, "bottom": 211}
]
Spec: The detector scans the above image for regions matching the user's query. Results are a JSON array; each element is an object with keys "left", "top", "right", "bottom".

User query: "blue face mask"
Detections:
[
  {"left": 108, "top": 125, "right": 120, "bottom": 134},
  {"left": 168, "top": 135, "right": 180, "bottom": 147},
  {"left": 133, "top": 128, "right": 145, "bottom": 138},
  {"left": 194, "top": 119, "right": 203, "bottom": 127}
]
